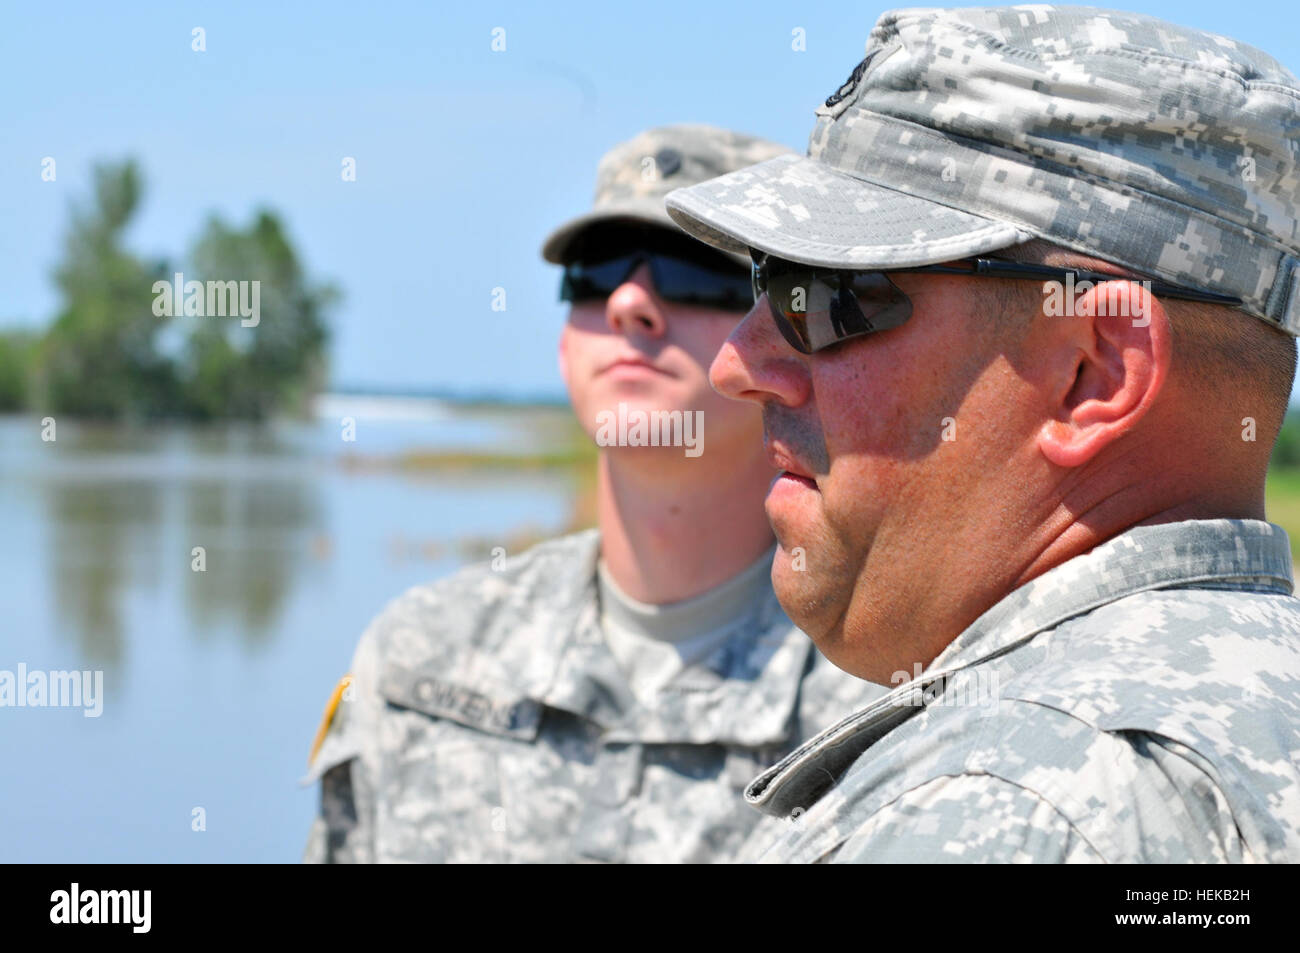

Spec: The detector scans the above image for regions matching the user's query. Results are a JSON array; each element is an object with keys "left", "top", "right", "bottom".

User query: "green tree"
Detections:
[
  {"left": 0, "top": 329, "right": 37, "bottom": 411},
  {"left": 37, "top": 160, "right": 179, "bottom": 418},
  {"left": 180, "top": 211, "right": 336, "bottom": 420},
  {"left": 31, "top": 159, "right": 336, "bottom": 421}
]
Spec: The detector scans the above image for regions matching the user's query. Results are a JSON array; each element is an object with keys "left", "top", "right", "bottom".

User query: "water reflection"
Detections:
[
  {"left": 41, "top": 441, "right": 325, "bottom": 667},
  {"left": 181, "top": 479, "right": 322, "bottom": 645},
  {"left": 1, "top": 404, "right": 603, "bottom": 861},
  {"left": 19, "top": 405, "right": 590, "bottom": 676},
  {"left": 46, "top": 481, "right": 156, "bottom": 668}
]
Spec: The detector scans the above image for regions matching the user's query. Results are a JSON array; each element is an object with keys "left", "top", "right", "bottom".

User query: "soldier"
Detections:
[
  {"left": 302, "top": 125, "right": 882, "bottom": 863},
  {"left": 666, "top": 6, "right": 1300, "bottom": 862}
]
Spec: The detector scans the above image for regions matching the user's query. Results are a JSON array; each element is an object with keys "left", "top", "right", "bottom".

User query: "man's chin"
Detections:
[
  {"left": 771, "top": 542, "right": 841, "bottom": 620},
  {"left": 771, "top": 545, "right": 820, "bottom": 625},
  {"left": 772, "top": 563, "right": 863, "bottom": 675},
  {"left": 585, "top": 390, "right": 699, "bottom": 425},
  {"left": 588, "top": 371, "right": 687, "bottom": 404}
]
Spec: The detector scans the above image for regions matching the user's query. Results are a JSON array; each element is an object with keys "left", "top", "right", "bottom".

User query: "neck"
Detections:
[
  {"left": 596, "top": 444, "right": 777, "bottom": 604},
  {"left": 1015, "top": 482, "right": 1267, "bottom": 589},
  {"left": 848, "top": 455, "right": 1268, "bottom": 684}
]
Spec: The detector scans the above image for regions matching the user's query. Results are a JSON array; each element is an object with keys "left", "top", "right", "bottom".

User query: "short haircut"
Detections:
[{"left": 988, "top": 239, "right": 1297, "bottom": 437}]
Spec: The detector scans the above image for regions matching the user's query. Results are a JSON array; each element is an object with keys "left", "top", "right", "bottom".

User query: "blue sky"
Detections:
[{"left": 4, "top": 0, "right": 1299, "bottom": 400}]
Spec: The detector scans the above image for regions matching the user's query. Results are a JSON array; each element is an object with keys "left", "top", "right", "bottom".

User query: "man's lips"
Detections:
[
  {"left": 767, "top": 441, "right": 820, "bottom": 494},
  {"left": 766, "top": 441, "right": 816, "bottom": 483},
  {"left": 598, "top": 356, "right": 671, "bottom": 377},
  {"left": 772, "top": 471, "right": 818, "bottom": 492}
]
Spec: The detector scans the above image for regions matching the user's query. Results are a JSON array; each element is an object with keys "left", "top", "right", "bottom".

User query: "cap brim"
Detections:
[
  {"left": 540, "top": 201, "right": 748, "bottom": 266},
  {"left": 541, "top": 200, "right": 750, "bottom": 266},
  {"left": 665, "top": 153, "right": 1034, "bottom": 269}
]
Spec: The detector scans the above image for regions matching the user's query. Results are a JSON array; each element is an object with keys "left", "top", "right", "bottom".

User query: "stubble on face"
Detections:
[
  {"left": 761, "top": 401, "right": 861, "bottom": 646},
  {"left": 756, "top": 280, "right": 1010, "bottom": 679}
]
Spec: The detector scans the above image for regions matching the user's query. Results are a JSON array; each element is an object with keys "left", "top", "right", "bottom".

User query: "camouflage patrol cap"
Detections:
[
  {"left": 665, "top": 6, "right": 1300, "bottom": 334},
  {"left": 541, "top": 124, "right": 794, "bottom": 265}
]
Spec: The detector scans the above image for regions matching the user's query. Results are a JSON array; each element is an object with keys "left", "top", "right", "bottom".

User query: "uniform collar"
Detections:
[
  {"left": 597, "top": 544, "right": 776, "bottom": 643},
  {"left": 927, "top": 518, "right": 1292, "bottom": 675},
  {"left": 542, "top": 535, "right": 812, "bottom": 746},
  {"left": 378, "top": 528, "right": 812, "bottom": 747},
  {"left": 745, "top": 518, "right": 1294, "bottom": 819},
  {"left": 596, "top": 584, "right": 812, "bottom": 747}
]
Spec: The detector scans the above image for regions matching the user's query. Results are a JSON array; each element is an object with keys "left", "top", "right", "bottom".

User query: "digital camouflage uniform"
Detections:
[
  {"left": 665, "top": 7, "right": 1300, "bottom": 862},
  {"left": 741, "top": 520, "right": 1300, "bottom": 863},
  {"left": 303, "top": 530, "right": 880, "bottom": 862},
  {"left": 301, "top": 124, "right": 878, "bottom": 862}
]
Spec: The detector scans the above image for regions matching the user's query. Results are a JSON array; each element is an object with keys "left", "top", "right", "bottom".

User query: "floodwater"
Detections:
[{"left": 0, "top": 397, "right": 582, "bottom": 861}]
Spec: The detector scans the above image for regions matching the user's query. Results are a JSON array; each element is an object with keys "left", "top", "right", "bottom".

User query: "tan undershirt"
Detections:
[{"left": 596, "top": 545, "right": 776, "bottom": 707}]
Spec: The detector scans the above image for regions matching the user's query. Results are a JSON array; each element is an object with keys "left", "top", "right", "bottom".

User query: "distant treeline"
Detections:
[{"left": 0, "top": 160, "right": 336, "bottom": 421}]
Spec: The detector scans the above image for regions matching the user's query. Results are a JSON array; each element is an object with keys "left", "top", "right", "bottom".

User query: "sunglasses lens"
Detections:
[
  {"left": 844, "top": 271, "right": 913, "bottom": 332},
  {"left": 755, "top": 255, "right": 912, "bottom": 353},
  {"left": 562, "top": 251, "right": 751, "bottom": 311},
  {"left": 560, "top": 256, "right": 636, "bottom": 303},
  {"left": 651, "top": 256, "right": 752, "bottom": 311}
]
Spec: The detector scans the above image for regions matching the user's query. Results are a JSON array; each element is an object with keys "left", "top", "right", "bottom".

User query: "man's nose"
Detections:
[
  {"left": 606, "top": 263, "right": 666, "bottom": 338},
  {"left": 710, "top": 295, "right": 811, "bottom": 408}
]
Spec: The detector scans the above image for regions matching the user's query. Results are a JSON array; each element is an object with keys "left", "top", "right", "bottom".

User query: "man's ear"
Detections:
[{"left": 1037, "top": 279, "right": 1171, "bottom": 468}]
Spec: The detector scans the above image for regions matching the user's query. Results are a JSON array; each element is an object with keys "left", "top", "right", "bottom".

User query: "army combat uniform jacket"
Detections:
[
  {"left": 303, "top": 529, "right": 880, "bottom": 863},
  {"left": 744, "top": 519, "right": 1300, "bottom": 863}
]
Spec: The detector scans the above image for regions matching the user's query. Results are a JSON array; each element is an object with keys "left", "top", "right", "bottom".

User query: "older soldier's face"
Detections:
[
  {"left": 561, "top": 262, "right": 762, "bottom": 453},
  {"left": 710, "top": 271, "right": 1031, "bottom": 679}
]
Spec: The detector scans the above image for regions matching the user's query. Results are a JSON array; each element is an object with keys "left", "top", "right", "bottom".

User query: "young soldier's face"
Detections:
[{"left": 560, "top": 262, "right": 763, "bottom": 458}]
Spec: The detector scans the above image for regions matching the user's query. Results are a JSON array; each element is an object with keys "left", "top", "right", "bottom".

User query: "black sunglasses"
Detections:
[
  {"left": 750, "top": 249, "right": 1244, "bottom": 355},
  {"left": 560, "top": 227, "right": 752, "bottom": 312}
]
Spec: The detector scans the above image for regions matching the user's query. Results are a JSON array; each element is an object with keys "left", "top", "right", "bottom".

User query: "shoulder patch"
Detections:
[{"left": 308, "top": 674, "right": 354, "bottom": 767}]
